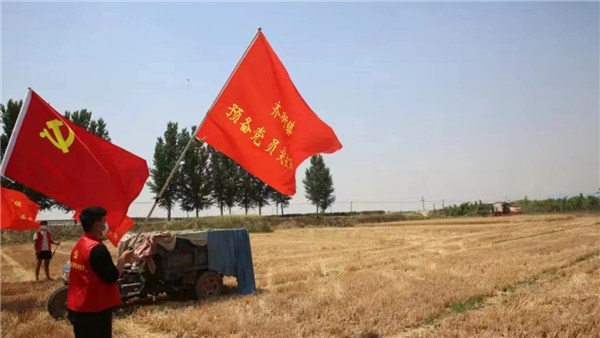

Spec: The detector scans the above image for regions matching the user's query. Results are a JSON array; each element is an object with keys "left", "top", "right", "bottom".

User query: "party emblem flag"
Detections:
[
  {"left": 0, "top": 186, "right": 40, "bottom": 230},
  {"left": 0, "top": 89, "right": 149, "bottom": 245},
  {"left": 196, "top": 30, "right": 342, "bottom": 196}
]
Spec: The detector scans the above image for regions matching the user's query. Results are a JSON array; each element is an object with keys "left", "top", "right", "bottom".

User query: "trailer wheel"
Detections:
[
  {"left": 195, "top": 271, "right": 223, "bottom": 299},
  {"left": 47, "top": 286, "right": 68, "bottom": 320}
]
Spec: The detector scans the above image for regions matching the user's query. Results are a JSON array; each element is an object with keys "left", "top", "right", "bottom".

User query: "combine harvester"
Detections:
[{"left": 489, "top": 202, "right": 522, "bottom": 216}]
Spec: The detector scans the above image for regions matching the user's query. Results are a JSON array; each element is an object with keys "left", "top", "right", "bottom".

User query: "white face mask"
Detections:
[{"left": 101, "top": 222, "right": 109, "bottom": 236}]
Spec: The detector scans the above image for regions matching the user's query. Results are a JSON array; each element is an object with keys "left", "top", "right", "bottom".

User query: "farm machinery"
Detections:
[
  {"left": 489, "top": 202, "right": 522, "bottom": 216},
  {"left": 47, "top": 228, "right": 255, "bottom": 320}
]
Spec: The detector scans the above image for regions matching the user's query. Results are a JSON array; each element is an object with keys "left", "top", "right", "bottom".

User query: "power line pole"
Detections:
[
  {"left": 421, "top": 196, "right": 425, "bottom": 211},
  {"left": 442, "top": 200, "right": 445, "bottom": 209},
  {"left": 350, "top": 201, "right": 353, "bottom": 212}
]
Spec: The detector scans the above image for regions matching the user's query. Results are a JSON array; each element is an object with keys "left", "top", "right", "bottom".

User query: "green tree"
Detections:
[
  {"left": 64, "top": 109, "right": 110, "bottom": 141},
  {"left": 147, "top": 122, "right": 183, "bottom": 221},
  {"left": 177, "top": 127, "right": 212, "bottom": 217},
  {"left": 270, "top": 189, "right": 292, "bottom": 216},
  {"left": 573, "top": 193, "right": 586, "bottom": 211},
  {"left": 0, "top": 99, "right": 21, "bottom": 160},
  {"left": 237, "top": 169, "right": 258, "bottom": 214},
  {"left": 254, "top": 180, "right": 271, "bottom": 216},
  {"left": 208, "top": 148, "right": 239, "bottom": 216},
  {"left": 302, "top": 154, "right": 336, "bottom": 213},
  {"left": 587, "top": 195, "right": 600, "bottom": 212}
]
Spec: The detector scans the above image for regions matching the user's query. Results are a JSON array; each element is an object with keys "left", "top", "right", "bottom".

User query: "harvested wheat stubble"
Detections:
[{"left": 1, "top": 214, "right": 598, "bottom": 338}]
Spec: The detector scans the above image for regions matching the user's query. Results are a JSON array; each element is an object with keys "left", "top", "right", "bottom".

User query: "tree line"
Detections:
[
  {"left": 439, "top": 194, "right": 600, "bottom": 217},
  {"left": 0, "top": 99, "right": 337, "bottom": 220},
  {"left": 146, "top": 122, "right": 337, "bottom": 220}
]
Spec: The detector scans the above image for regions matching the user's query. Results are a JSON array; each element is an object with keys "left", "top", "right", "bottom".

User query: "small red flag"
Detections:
[
  {"left": 196, "top": 31, "right": 342, "bottom": 195},
  {"left": 0, "top": 89, "right": 149, "bottom": 245},
  {"left": 1, "top": 186, "right": 40, "bottom": 230}
]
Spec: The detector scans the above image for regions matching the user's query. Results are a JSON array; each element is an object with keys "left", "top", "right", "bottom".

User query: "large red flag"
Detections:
[
  {"left": 0, "top": 186, "right": 40, "bottom": 230},
  {"left": 196, "top": 30, "right": 342, "bottom": 195},
  {"left": 0, "top": 89, "right": 149, "bottom": 245}
]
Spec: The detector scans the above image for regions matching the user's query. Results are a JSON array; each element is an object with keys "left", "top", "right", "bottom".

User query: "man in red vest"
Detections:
[
  {"left": 33, "top": 221, "right": 60, "bottom": 281},
  {"left": 66, "top": 206, "right": 133, "bottom": 338}
]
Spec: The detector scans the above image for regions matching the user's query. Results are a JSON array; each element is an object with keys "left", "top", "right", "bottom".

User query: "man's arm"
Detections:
[
  {"left": 48, "top": 232, "right": 59, "bottom": 245},
  {"left": 89, "top": 245, "right": 134, "bottom": 283},
  {"left": 50, "top": 234, "right": 60, "bottom": 246},
  {"left": 89, "top": 245, "right": 120, "bottom": 283}
]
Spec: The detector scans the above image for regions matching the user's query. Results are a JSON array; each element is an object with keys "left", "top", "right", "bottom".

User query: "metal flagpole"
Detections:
[
  {"left": 129, "top": 27, "right": 264, "bottom": 249},
  {"left": 0, "top": 88, "right": 32, "bottom": 176}
]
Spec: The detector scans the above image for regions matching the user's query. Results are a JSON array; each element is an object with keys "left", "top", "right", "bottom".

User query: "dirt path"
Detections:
[
  {"left": 0, "top": 249, "right": 33, "bottom": 282},
  {"left": 53, "top": 248, "right": 71, "bottom": 256}
]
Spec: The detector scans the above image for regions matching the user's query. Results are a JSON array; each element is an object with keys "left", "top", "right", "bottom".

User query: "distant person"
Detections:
[
  {"left": 66, "top": 206, "right": 133, "bottom": 338},
  {"left": 33, "top": 221, "right": 60, "bottom": 281}
]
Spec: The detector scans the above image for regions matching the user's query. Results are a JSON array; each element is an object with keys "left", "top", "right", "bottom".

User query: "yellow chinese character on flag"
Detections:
[
  {"left": 271, "top": 101, "right": 281, "bottom": 119},
  {"left": 240, "top": 117, "right": 252, "bottom": 134},
  {"left": 276, "top": 148, "right": 288, "bottom": 165},
  {"left": 265, "top": 138, "right": 280, "bottom": 155},
  {"left": 285, "top": 156, "right": 293, "bottom": 169},
  {"left": 285, "top": 121, "right": 295, "bottom": 136},
  {"left": 250, "top": 127, "right": 265, "bottom": 146},
  {"left": 226, "top": 104, "right": 243, "bottom": 124}
]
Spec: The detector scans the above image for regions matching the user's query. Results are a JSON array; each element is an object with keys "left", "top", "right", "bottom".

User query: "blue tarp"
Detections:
[{"left": 207, "top": 228, "right": 256, "bottom": 295}]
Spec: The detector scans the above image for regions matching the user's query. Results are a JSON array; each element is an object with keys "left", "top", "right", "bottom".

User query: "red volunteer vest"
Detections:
[
  {"left": 67, "top": 233, "right": 121, "bottom": 312},
  {"left": 34, "top": 230, "right": 53, "bottom": 252}
]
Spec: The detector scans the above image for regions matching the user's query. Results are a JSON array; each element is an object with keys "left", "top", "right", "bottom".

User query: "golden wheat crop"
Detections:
[{"left": 1, "top": 215, "right": 598, "bottom": 338}]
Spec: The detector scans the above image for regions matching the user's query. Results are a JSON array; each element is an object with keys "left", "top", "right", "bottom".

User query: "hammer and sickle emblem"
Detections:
[{"left": 39, "top": 119, "right": 75, "bottom": 153}]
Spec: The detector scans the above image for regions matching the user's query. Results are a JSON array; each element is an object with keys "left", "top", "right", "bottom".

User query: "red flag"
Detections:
[
  {"left": 0, "top": 89, "right": 149, "bottom": 245},
  {"left": 1, "top": 186, "right": 40, "bottom": 230},
  {"left": 196, "top": 31, "right": 342, "bottom": 195}
]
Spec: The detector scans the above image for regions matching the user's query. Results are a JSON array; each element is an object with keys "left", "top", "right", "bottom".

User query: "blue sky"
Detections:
[{"left": 2, "top": 2, "right": 598, "bottom": 219}]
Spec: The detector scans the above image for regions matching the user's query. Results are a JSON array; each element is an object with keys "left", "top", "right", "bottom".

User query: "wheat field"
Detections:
[{"left": 1, "top": 215, "right": 598, "bottom": 338}]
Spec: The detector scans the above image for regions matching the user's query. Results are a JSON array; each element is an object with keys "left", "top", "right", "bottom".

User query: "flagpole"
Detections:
[
  {"left": 0, "top": 88, "right": 32, "bottom": 176},
  {"left": 129, "top": 27, "right": 264, "bottom": 249},
  {"left": 196, "top": 27, "right": 263, "bottom": 129}
]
